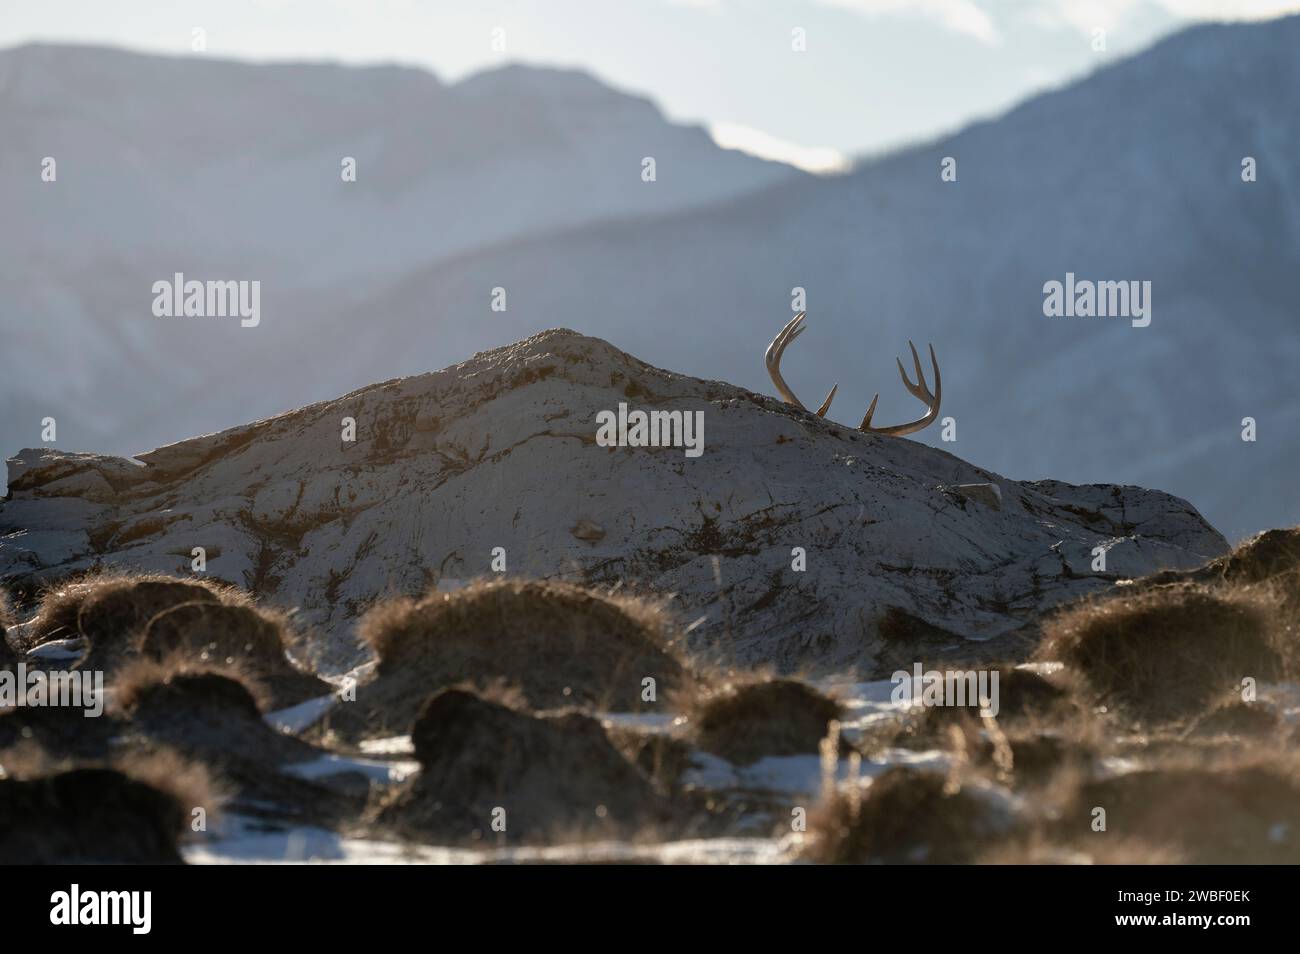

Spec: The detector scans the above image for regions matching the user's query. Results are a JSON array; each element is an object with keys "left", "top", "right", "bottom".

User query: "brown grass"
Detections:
[
  {"left": 113, "top": 655, "right": 270, "bottom": 716},
  {"left": 342, "top": 578, "right": 697, "bottom": 736},
  {"left": 0, "top": 745, "right": 218, "bottom": 864},
  {"left": 684, "top": 674, "right": 841, "bottom": 765},
  {"left": 604, "top": 726, "right": 695, "bottom": 791},
  {"left": 979, "top": 833, "right": 1186, "bottom": 865},
  {"left": 368, "top": 686, "right": 672, "bottom": 843},
  {"left": 1185, "top": 700, "right": 1282, "bottom": 739},
  {"left": 802, "top": 767, "right": 1016, "bottom": 864},
  {"left": 141, "top": 600, "right": 289, "bottom": 667},
  {"left": 22, "top": 569, "right": 247, "bottom": 660},
  {"left": 1052, "top": 752, "right": 1300, "bottom": 864},
  {"left": 112, "top": 747, "right": 223, "bottom": 825},
  {"left": 892, "top": 665, "right": 1074, "bottom": 746},
  {"left": 1036, "top": 583, "right": 1283, "bottom": 722},
  {"left": 137, "top": 600, "right": 331, "bottom": 709},
  {"left": 1206, "top": 527, "right": 1300, "bottom": 584}
]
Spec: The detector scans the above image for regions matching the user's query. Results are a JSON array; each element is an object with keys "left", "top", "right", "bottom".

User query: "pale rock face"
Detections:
[{"left": 1, "top": 330, "right": 1227, "bottom": 673}]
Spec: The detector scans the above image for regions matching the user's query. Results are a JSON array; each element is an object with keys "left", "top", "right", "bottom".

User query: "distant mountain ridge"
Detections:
[
  {"left": 5, "top": 19, "right": 1299, "bottom": 540},
  {"left": 260, "top": 15, "right": 1300, "bottom": 541},
  {"left": 0, "top": 41, "right": 800, "bottom": 474}
]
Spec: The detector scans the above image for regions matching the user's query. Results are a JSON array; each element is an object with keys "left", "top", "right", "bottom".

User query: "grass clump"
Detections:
[
  {"left": 892, "top": 665, "right": 1072, "bottom": 747},
  {"left": 140, "top": 601, "right": 330, "bottom": 709},
  {"left": 1037, "top": 584, "right": 1282, "bottom": 722},
  {"left": 25, "top": 570, "right": 235, "bottom": 649},
  {"left": 369, "top": 687, "right": 670, "bottom": 843},
  {"left": 685, "top": 675, "right": 841, "bottom": 766},
  {"left": 1054, "top": 756, "right": 1300, "bottom": 864},
  {"left": 802, "top": 767, "right": 1017, "bottom": 864},
  {"left": 345, "top": 578, "right": 695, "bottom": 736},
  {"left": 0, "top": 748, "right": 216, "bottom": 864},
  {"left": 114, "top": 655, "right": 269, "bottom": 718}
]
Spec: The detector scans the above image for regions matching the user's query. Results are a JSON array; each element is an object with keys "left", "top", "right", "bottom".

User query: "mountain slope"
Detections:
[
  {"left": 265, "top": 16, "right": 1300, "bottom": 541},
  {"left": 0, "top": 330, "right": 1227, "bottom": 672}
]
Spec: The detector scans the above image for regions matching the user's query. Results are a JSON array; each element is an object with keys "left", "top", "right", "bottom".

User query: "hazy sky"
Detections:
[{"left": 5, "top": 1, "right": 1299, "bottom": 169}]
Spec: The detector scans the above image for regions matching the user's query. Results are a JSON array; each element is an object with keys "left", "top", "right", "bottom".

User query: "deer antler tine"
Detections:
[
  {"left": 896, "top": 341, "right": 929, "bottom": 401},
  {"left": 927, "top": 342, "right": 941, "bottom": 403},
  {"left": 815, "top": 384, "right": 837, "bottom": 417},
  {"left": 766, "top": 313, "right": 810, "bottom": 412},
  {"left": 859, "top": 393, "right": 880, "bottom": 430},
  {"left": 895, "top": 355, "right": 915, "bottom": 391},
  {"left": 772, "top": 313, "right": 805, "bottom": 361}
]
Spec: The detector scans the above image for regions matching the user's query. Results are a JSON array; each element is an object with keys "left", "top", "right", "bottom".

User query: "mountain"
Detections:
[
  {"left": 0, "top": 42, "right": 800, "bottom": 466},
  {"left": 0, "top": 330, "right": 1226, "bottom": 672},
  {"left": 214, "top": 16, "right": 1298, "bottom": 542},
  {"left": 6, "top": 19, "right": 1298, "bottom": 541}
]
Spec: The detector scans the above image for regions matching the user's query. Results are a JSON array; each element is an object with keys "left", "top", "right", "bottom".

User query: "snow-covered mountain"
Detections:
[
  {"left": 234, "top": 15, "right": 1298, "bottom": 542},
  {"left": 6, "top": 18, "right": 1299, "bottom": 541},
  {"left": 0, "top": 330, "right": 1226, "bottom": 672}
]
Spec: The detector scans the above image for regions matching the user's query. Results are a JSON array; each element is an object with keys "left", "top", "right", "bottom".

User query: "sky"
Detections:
[{"left": 4, "top": 0, "right": 1300, "bottom": 170}]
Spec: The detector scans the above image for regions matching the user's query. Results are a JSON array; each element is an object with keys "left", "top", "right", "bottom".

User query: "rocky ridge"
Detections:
[{"left": 0, "top": 330, "right": 1227, "bottom": 672}]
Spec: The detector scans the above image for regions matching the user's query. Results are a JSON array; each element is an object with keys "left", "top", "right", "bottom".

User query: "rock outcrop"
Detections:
[{"left": 0, "top": 330, "right": 1227, "bottom": 672}]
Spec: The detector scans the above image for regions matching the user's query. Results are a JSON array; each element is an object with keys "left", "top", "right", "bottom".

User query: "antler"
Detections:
[
  {"left": 765, "top": 313, "right": 837, "bottom": 417},
  {"left": 765, "top": 313, "right": 941, "bottom": 437}
]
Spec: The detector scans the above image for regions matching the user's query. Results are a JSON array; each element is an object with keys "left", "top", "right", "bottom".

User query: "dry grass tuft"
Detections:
[
  {"left": 113, "top": 655, "right": 269, "bottom": 717},
  {"left": 25, "top": 569, "right": 234, "bottom": 647},
  {"left": 369, "top": 686, "right": 671, "bottom": 843},
  {"left": 1213, "top": 527, "right": 1300, "bottom": 584},
  {"left": 1185, "top": 700, "right": 1282, "bottom": 739},
  {"left": 1053, "top": 752, "right": 1300, "bottom": 863},
  {"left": 20, "top": 569, "right": 254, "bottom": 680},
  {"left": 684, "top": 674, "right": 841, "bottom": 765},
  {"left": 802, "top": 766, "right": 1015, "bottom": 864},
  {"left": 343, "top": 578, "right": 696, "bottom": 736},
  {"left": 0, "top": 745, "right": 218, "bottom": 864},
  {"left": 979, "top": 833, "right": 1186, "bottom": 865},
  {"left": 111, "top": 747, "right": 223, "bottom": 826},
  {"left": 140, "top": 600, "right": 330, "bottom": 708},
  {"left": 604, "top": 726, "right": 695, "bottom": 791},
  {"left": 893, "top": 665, "right": 1073, "bottom": 746},
  {"left": 1037, "top": 584, "right": 1282, "bottom": 722},
  {"left": 141, "top": 600, "right": 288, "bottom": 667}
]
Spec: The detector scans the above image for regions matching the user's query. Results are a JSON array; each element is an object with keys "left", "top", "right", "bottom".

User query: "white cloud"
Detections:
[
  {"left": 1030, "top": 0, "right": 1300, "bottom": 35},
  {"left": 812, "top": 0, "right": 1299, "bottom": 42},
  {"left": 709, "top": 122, "right": 851, "bottom": 175},
  {"left": 814, "top": 0, "right": 1000, "bottom": 44},
  {"left": 1157, "top": 0, "right": 1300, "bottom": 18}
]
